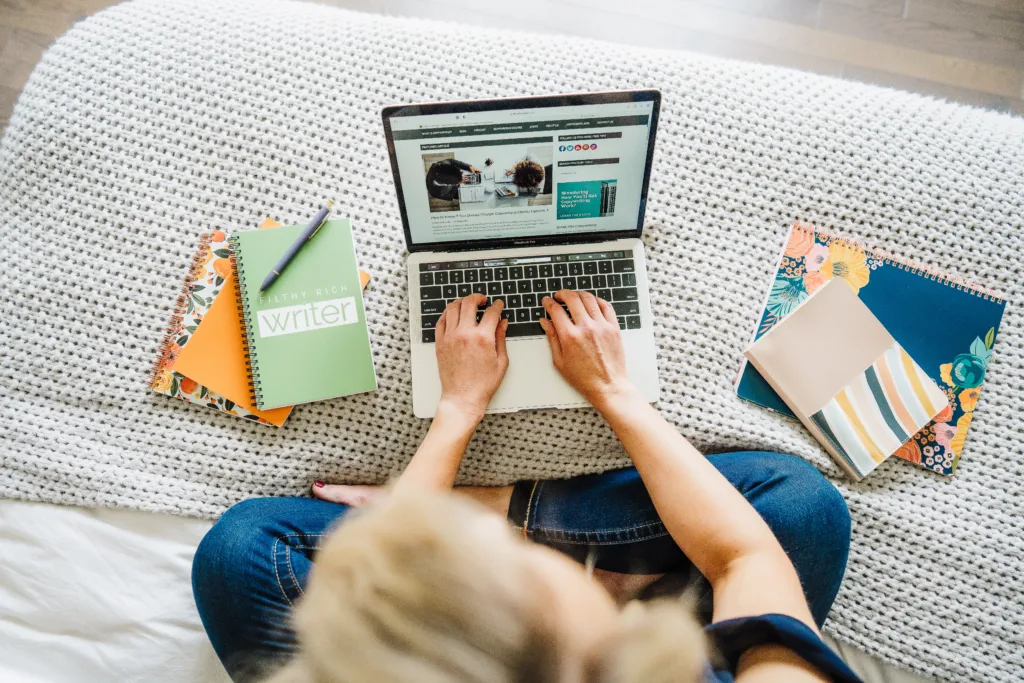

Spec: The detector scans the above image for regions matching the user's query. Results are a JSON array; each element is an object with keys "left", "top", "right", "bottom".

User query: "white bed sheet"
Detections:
[
  {"left": 0, "top": 500, "right": 929, "bottom": 683},
  {"left": 0, "top": 500, "right": 228, "bottom": 683}
]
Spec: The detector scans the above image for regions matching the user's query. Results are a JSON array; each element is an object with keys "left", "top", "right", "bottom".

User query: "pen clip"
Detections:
[
  {"left": 308, "top": 217, "right": 328, "bottom": 240},
  {"left": 308, "top": 202, "right": 333, "bottom": 240}
]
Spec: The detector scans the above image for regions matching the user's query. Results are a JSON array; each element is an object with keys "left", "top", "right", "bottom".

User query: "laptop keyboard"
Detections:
[{"left": 417, "top": 250, "right": 640, "bottom": 343}]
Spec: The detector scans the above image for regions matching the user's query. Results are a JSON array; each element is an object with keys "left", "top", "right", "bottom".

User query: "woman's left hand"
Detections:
[{"left": 435, "top": 294, "right": 509, "bottom": 419}]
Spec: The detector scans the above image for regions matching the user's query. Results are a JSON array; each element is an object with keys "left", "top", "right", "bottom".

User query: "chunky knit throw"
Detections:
[{"left": 1, "top": 1, "right": 1022, "bottom": 680}]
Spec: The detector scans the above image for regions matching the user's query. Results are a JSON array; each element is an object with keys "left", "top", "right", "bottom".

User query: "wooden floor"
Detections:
[{"left": 2, "top": 0, "right": 1023, "bottom": 133}]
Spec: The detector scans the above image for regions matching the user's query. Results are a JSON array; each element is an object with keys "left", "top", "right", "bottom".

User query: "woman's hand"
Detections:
[
  {"left": 539, "top": 290, "right": 635, "bottom": 409},
  {"left": 436, "top": 293, "right": 509, "bottom": 419}
]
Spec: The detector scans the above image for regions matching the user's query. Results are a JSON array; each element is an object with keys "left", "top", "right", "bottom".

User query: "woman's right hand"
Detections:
[{"left": 539, "top": 290, "right": 637, "bottom": 409}]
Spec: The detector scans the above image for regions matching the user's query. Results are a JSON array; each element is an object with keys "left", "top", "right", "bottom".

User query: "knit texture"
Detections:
[{"left": 1, "top": 1, "right": 1022, "bottom": 680}]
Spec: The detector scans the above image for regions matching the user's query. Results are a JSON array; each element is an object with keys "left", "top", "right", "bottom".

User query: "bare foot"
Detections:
[
  {"left": 312, "top": 483, "right": 382, "bottom": 506},
  {"left": 310, "top": 482, "right": 514, "bottom": 516}
]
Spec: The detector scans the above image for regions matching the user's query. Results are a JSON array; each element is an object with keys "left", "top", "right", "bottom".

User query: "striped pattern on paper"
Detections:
[{"left": 810, "top": 342, "right": 948, "bottom": 478}]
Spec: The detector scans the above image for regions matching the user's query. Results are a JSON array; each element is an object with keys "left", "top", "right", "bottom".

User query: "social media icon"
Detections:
[
  {"left": 558, "top": 145, "right": 565, "bottom": 152},
  {"left": 574, "top": 144, "right": 582, "bottom": 151},
  {"left": 582, "top": 144, "right": 591, "bottom": 151},
  {"left": 591, "top": 143, "right": 597, "bottom": 150}
]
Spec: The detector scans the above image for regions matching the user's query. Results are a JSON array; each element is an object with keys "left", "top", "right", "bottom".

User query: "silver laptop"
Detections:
[{"left": 382, "top": 90, "right": 662, "bottom": 418}]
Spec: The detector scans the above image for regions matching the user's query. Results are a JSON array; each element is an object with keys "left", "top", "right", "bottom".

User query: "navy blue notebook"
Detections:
[{"left": 737, "top": 224, "right": 1006, "bottom": 476}]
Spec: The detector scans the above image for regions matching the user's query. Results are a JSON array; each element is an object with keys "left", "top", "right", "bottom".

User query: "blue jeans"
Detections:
[{"left": 192, "top": 451, "right": 850, "bottom": 682}]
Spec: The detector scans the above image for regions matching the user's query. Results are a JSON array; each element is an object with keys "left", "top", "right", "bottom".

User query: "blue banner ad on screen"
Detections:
[{"left": 557, "top": 180, "right": 617, "bottom": 219}]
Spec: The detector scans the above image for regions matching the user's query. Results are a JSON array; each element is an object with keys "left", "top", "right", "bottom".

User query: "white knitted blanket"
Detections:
[{"left": 1, "top": 1, "right": 1022, "bottom": 680}]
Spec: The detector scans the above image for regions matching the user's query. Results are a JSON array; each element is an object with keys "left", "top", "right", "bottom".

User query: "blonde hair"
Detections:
[{"left": 266, "top": 492, "right": 705, "bottom": 683}]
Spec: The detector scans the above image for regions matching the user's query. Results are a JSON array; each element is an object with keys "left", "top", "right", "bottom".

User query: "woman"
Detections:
[{"left": 193, "top": 290, "right": 860, "bottom": 683}]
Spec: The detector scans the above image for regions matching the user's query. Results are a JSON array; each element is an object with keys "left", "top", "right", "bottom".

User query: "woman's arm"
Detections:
[
  {"left": 392, "top": 294, "right": 508, "bottom": 496},
  {"left": 539, "top": 291, "right": 817, "bottom": 631},
  {"left": 590, "top": 385, "right": 815, "bottom": 629}
]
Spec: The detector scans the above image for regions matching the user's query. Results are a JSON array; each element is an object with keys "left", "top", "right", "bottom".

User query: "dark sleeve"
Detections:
[
  {"left": 704, "top": 614, "right": 863, "bottom": 683},
  {"left": 427, "top": 158, "right": 470, "bottom": 180},
  {"left": 426, "top": 159, "right": 465, "bottom": 200}
]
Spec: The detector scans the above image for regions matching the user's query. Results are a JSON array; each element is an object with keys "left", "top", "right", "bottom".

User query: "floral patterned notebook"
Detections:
[
  {"left": 149, "top": 230, "right": 278, "bottom": 425},
  {"left": 745, "top": 279, "right": 950, "bottom": 481},
  {"left": 736, "top": 224, "right": 1006, "bottom": 476}
]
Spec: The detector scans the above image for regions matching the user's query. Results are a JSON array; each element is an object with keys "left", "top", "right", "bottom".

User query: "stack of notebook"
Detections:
[
  {"left": 738, "top": 224, "right": 1006, "bottom": 479},
  {"left": 149, "top": 217, "right": 376, "bottom": 427}
]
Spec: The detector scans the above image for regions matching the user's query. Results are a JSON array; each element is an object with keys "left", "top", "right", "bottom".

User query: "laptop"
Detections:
[{"left": 382, "top": 90, "right": 662, "bottom": 418}]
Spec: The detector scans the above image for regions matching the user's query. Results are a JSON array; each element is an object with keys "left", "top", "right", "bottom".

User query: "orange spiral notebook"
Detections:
[{"left": 150, "top": 230, "right": 285, "bottom": 425}]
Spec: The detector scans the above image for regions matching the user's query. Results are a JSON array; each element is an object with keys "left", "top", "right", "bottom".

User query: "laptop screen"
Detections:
[{"left": 383, "top": 92, "right": 660, "bottom": 252}]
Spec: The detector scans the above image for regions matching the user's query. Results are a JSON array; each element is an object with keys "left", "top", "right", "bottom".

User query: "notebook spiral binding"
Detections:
[
  {"left": 148, "top": 232, "right": 214, "bottom": 388},
  {"left": 230, "top": 237, "right": 264, "bottom": 410},
  {"left": 792, "top": 223, "right": 1004, "bottom": 304}
]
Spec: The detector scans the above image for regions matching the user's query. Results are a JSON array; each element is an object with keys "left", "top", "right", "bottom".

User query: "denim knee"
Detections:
[
  {"left": 193, "top": 498, "right": 280, "bottom": 586},
  {"left": 777, "top": 454, "right": 849, "bottom": 532},
  {"left": 193, "top": 496, "right": 349, "bottom": 598},
  {"left": 757, "top": 453, "right": 849, "bottom": 534}
]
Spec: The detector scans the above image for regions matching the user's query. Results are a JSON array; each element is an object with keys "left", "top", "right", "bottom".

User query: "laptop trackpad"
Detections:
[
  {"left": 411, "top": 328, "right": 664, "bottom": 417},
  {"left": 410, "top": 336, "right": 586, "bottom": 417},
  {"left": 487, "top": 338, "right": 588, "bottom": 412}
]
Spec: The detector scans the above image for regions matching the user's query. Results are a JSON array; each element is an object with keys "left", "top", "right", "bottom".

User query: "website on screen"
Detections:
[{"left": 390, "top": 101, "right": 655, "bottom": 245}]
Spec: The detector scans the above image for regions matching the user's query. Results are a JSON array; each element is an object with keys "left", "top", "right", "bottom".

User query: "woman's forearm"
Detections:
[
  {"left": 593, "top": 384, "right": 789, "bottom": 582},
  {"left": 594, "top": 384, "right": 816, "bottom": 627},
  {"left": 392, "top": 399, "right": 482, "bottom": 496}
]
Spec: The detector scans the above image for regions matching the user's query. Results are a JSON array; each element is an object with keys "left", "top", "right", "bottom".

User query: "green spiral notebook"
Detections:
[{"left": 232, "top": 219, "right": 377, "bottom": 409}]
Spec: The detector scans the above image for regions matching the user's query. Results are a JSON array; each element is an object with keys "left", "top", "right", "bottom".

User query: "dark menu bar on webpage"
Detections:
[
  {"left": 393, "top": 115, "right": 649, "bottom": 140},
  {"left": 420, "top": 136, "right": 553, "bottom": 151}
]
